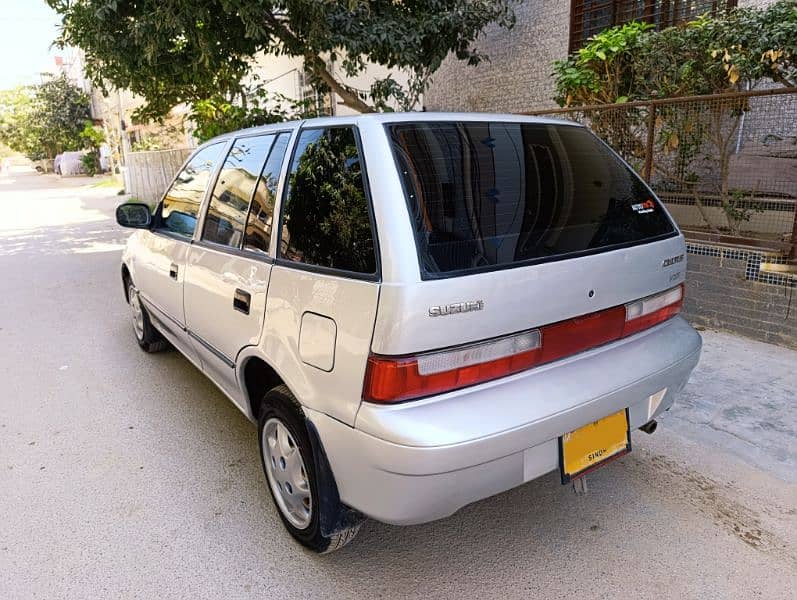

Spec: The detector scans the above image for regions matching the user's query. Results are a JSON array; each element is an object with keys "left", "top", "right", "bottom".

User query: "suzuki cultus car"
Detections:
[{"left": 116, "top": 113, "right": 702, "bottom": 552}]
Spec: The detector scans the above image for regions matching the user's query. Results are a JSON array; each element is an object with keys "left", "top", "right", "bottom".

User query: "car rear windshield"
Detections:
[{"left": 387, "top": 121, "right": 676, "bottom": 278}]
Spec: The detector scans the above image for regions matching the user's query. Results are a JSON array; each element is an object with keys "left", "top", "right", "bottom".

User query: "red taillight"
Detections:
[
  {"left": 363, "top": 284, "right": 684, "bottom": 404},
  {"left": 622, "top": 284, "right": 683, "bottom": 337},
  {"left": 363, "top": 330, "right": 542, "bottom": 404}
]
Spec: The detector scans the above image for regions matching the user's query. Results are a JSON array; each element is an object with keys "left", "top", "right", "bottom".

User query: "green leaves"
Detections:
[
  {"left": 48, "top": 0, "right": 517, "bottom": 118},
  {"left": 190, "top": 88, "right": 320, "bottom": 143},
  {"left": 0, "top": 76, "right": 91, "bottom": 160},
  {"left": 554, "top": 21, "right": 651, "bottom": 106},
  {"left": 554, "top": 0, "right": 797, "bottom": 109}
]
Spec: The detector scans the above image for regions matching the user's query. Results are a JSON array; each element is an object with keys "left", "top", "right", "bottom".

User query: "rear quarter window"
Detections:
[
  {"left": 279, "top": 126, "right": 377, "bottom": 276},
  {"left": 388, "top": 121, "right": 676, "bottom": 278}
]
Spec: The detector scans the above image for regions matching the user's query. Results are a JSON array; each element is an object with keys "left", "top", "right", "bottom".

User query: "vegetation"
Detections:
[
  {"left": 47, "top": 0, "right": 517, "bottom": 126},
  {"left": 0, "top": 88, "right": 36, "bottom": 159},
  {"left": 552, "top": 0, "right": 797, "bottom": 236},
  {"left": 554, "top": 0, "right": 796, "bottom": 106},
  {"left": 0, "top": 76, "right": 92, "bottom": 161},
  {"left": 190, "top": 86, "right": 318, "bottom": 143},
  {"left": 79, "top": 122, "right": 106, "bottom": 176}
]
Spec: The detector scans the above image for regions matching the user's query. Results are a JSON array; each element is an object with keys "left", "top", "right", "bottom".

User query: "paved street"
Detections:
[{"left": 1, "top": 168, "right": 795, "bottom": 599}]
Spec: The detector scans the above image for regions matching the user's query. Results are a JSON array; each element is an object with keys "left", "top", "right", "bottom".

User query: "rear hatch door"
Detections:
[{"left": 373, "top": 120, "right": 685, "bottom": 356}]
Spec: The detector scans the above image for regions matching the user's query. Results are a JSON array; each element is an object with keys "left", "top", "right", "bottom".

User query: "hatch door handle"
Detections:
[
  {"left": 233, "top": 288, "right": 251, "bottom": 315},
  {"left": 169, "top": 263, "right": 178, "bottom": 280}
]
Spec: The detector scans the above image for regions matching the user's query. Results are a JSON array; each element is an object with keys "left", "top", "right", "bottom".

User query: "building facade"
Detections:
[
  {"left": 248, "top": 53, "right": 414, "bottom": 117},
  {"left": 425, "top": 0, "right": 775, "bottom": 113}
]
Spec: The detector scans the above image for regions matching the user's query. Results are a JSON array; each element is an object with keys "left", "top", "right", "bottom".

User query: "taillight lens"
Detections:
[
  {"left": 363, "top": 330, "right": 542, "bottom": 404},
  {"left": 623, "top": 284, "right": 683, "bottom": 337},
  {"left": 363, "top": 284, "right": 684, "bottom": 404}
]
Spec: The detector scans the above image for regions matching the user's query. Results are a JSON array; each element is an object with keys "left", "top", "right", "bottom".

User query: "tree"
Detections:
[
  {"left": 0, "top": 87, "right": 35, "bottom": 157},
  {"left": 0, "top": 75, "right": 91, "bottom": 160},
  {"left": 47, "top": 0, "right": 516, "bottom": 120},
  {"left": 30, "top": 75, "right": 93, "bottom": 159}
]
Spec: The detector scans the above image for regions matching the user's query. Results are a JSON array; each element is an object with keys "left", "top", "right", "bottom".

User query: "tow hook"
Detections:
[{"left": 639, "top": 419, "right": 658, "bottom": 435}]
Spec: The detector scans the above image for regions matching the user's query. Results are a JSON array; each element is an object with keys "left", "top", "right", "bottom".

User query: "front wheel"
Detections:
[
  {"left": 127, "top": 281, "right": 169, "bottom": 353},
  {"left": 258, "top": 385, "right": 361, "bottom": 553}
]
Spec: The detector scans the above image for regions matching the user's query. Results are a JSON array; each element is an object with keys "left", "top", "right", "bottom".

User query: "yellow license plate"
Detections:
[{"left": 559, "top": 409, "right": 631, "bottom": 483}]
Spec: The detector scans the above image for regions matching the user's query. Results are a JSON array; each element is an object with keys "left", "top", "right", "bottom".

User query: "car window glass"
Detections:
[
  {"left": 388, "top": 122, "right": 676, "bottom": 277},
  {"left": 243, "top": 132, "right": 291, "bottom": 254},
  {"left": 203, "top": 135, "right": 276, "bottom": 248},
  {"left": 160, "top": 143, "right": 223, "bottom": 237},
  {"left": 280, "top": 127, "right": 376, "bottom": 274}
]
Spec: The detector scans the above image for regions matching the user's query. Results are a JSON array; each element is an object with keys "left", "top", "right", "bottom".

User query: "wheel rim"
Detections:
[
  {"left": 262, "top": 418, "right": 312, "bottom": 529},
  {"left": 129, "top": 285, "right": 144, "bottom": 341}
]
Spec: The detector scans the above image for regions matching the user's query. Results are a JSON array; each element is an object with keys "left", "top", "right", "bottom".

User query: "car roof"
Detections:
[{"left": 201, "top": 111, "right": 581, "bottom": 146}]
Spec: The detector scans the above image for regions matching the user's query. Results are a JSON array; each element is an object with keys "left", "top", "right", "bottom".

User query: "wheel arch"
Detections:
[{"left": 239, "top": 353, "right": 288, "bottom": 422}]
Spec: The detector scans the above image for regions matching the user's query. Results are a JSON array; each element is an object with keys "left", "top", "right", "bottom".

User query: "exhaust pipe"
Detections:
[{"left": 639, "top": 419, "right": 658, "bottom": 435}]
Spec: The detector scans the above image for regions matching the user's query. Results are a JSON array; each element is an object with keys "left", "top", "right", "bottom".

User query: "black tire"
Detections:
[
  {"left": 257, "top": 385, "right": 361, "bottom": 553},
  {"left": 126, "top": 280, "right": 169, "bottom": 353}
]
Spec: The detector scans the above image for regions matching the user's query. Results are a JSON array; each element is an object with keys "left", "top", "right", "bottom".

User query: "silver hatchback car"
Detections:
[{"left": 116, "top": 113, "right": 702, "bottom": 552}]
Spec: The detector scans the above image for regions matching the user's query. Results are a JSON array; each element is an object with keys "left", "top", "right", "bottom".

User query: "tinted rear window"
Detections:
[{"left": 388, "top": 122, "right": 676, "bottom": 277}]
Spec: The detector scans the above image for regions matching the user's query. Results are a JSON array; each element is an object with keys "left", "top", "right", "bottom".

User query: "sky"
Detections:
[{"left": 0, "top": 1, "right": 65, "bottom": 90}]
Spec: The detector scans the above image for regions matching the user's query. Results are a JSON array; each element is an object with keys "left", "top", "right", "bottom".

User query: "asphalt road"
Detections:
[{"left": 1, "top": 169, "right": 795, "bottom": 599}]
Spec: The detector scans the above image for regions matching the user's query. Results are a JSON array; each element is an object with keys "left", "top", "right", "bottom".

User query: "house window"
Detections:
[
  {"left": 297, "top": 70, "right": 334, "bottom": 116},
  {"left": 569, "top": 0, "right": 738, "bottom": 52}
]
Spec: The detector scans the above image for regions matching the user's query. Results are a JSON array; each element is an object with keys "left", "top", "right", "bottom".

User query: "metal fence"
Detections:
[
  {"left": 525, "top": 87, "right": 797, "bottom": 259},
  {"left": 125, "top": 148, "right": 193, "bottom": 205}
]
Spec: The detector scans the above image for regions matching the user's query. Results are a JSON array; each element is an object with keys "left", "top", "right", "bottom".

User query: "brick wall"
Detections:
[
  {"left": 424, "top": 0, "right": 568, "bottom": 112},
  {"left": 684, "top": 244, "right": 796, "bottom": 349}
]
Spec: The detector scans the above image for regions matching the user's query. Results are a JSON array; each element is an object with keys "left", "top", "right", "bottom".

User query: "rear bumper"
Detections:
[{"left": 308, "top": 316, "right": 702, "bottom": 525}]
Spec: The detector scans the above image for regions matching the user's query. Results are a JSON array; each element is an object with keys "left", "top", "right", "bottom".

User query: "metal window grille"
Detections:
[
  {"left": 297, "top": 70, "right": 334, "bottom": 117},
  {"left": 569, "top": 0, "right": 738, "bottom": 52}
]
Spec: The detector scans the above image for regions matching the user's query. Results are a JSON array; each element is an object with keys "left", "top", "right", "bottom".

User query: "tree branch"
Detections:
[
  {"left": 303, "top": 54, "right": 374, "bottom": 114},
  {"left": 262, "top": 11, "right": 374, "bottom": 114}
]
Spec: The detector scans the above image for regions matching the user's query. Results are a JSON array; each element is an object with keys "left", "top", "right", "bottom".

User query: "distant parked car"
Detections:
[{"left": 115, "top": 113, "right": 702, "bottom": 553}]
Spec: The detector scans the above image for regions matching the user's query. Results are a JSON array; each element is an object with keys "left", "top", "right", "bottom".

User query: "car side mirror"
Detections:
[{"left": 116, "top": 203, "right": 152, "bottom": 229}]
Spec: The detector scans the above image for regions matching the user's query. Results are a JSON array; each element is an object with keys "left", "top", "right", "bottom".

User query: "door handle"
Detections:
[
  {"left": 233, "top": 288, "right": 251, "bottom": 315},
  {"left": 169, "top": 263, "right": 178, "bottom": 280}
]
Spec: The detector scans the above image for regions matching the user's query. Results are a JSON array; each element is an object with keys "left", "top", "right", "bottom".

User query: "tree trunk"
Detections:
[{"left": 303, "top": 54, "right": 373, "bottom": 114}]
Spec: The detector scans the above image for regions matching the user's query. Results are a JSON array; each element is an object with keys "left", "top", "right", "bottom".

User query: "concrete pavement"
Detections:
[{"left": 1, "top": 168, "right": 795, "bottom": 599}]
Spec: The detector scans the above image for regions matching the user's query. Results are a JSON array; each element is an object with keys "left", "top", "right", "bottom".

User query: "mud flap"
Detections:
[{"left": 305, "top": 419, "right": 365, "bottom": 536}]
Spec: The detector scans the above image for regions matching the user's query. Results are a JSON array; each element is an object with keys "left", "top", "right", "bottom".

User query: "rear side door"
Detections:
[
  {"left": 134, "top": 143, "right": 225, "bottom": 360},
  {"left": 184, "top": 132, "right": 293, "bottom": 400},
  {"left": 263, "top": 125, "right": 381, "bottom": 425}
]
